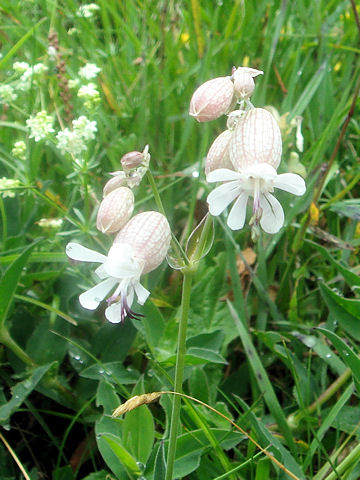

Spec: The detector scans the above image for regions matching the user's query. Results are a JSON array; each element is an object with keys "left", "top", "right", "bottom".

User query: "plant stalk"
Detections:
[
  {"left": 165, "top": 270, "right": 194, "bottom": 480},
  {"left": 0, "top": 327, "right": 35, "bottom": 367}
]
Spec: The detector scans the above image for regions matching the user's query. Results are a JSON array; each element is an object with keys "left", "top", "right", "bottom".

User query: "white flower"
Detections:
[
  {"left": 206, "top": 163, "right": 306, "bottom": 234},
  {"left": 0, "top": 177, "right": 21, "bottom": 198},
  {"left": 12, "top": 140, "right": 26, "bottom": 160},
  {"left": 77, "top": 3, "right": 100, "bottom": 18},
  {"left": 78, "top": 82, "right": 99, "bottom": 99},
  {"left": 79, "top": 63, "right": 101, "bottom": 80},
  {"left": 38, "top": 218, "right": 63, "bottom": 229},
  {"left": 72, "top": 116, "right": 97, "bottom": 141},
  {"left": 13, "top": 61, "right": 30, "bottom": 73},
  {"left": 56, "top": 128, "right": 87, "bottom": 156},
  {"left": 26, "top": 111, "right": 54, "bottom": 141},
  {"left": 66, "top": 242, "right": 150, "bottom": 324},
  {"left": 0, "top": 85, "right": 17, "bottom": 103}
]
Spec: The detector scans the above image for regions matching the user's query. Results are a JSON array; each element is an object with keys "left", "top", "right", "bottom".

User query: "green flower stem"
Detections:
[
  {"left": 0, "top": 326, "right": 35, "bottom": 367},
  {"left": 165, "top": 270, "right": 194, "bottom": 480},
  {"left": 0, "top": 196, "right": 7, "bottom": 246}
]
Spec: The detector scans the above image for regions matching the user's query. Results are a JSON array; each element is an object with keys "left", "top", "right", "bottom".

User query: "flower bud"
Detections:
[
  {"left": 232, "top": 67, "right": 263, "bottom": 99},
  {"left": 205, "top": 130, "right": 234, "bottom": 175},
  {"left": 121, "top": 151, "right": 143, "bottom": 170},
  {"left": 115, "top": 211, "right": 171, "bottom": 274},
  {"left": 229, "top": 108, "right": 282, "bottom": 171},
  {"left": 96, "top": 187, "right": 134, "bottom": 234},
  {"left": 103, "top": 172, "right": 127, "bottom": 197},
  {"left": 189, "top": 77, "right": 235, "bottom": 122}
]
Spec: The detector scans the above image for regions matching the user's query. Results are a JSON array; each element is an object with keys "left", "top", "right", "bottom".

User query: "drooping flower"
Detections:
[
  {"left": 207, "top": 164, "right": 306, "bottom": 234},
  {"left": 206, "top": 108, "right": 306, "bottom": 235},
  {"left": 232, "top": 66, "right": 263, "bottom": 100},
  {"left": 205, "top": 130, "right": 234, "bottom": 175},
  {"left": 66, "top": 211, "right": 171, "bottom": 323}
]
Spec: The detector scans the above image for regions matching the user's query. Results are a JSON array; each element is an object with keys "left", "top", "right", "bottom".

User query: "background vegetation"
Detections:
[{"left": 0, "top": 0, "right": 359, "bottom": 478}]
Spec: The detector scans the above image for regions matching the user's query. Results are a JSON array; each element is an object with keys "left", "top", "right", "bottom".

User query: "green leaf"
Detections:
[
  {"left": 329, "top": 199, "right": 360, "bottom": 220},
  {"left": 163, "top": 348, "right": 227, "bottom": 366},
  {"left": 101, "top": 433, "right": 141, "bottom": 477},
  {"left": 185, "top": 214, "right": 214, "bottom": 263},
  {"left": 122, "top": 403, "right": 155, "bottom": 465},
  {"left": 0, "top": 240, "right": 41, "bottom": 327},
  {"left": 288, "top": 60, "right": 328, "bottom": 121},
  {"left": 0, "top": 363, "right": 54, "bottom": 424},
  {"left": 317, "top": 328, "right": 360, "bottom": 394},
  {"left": 319, "top": 283, "right": 360, "bottom": 340},
  {"left": 227, "top": 301, "right": 297, "bottom": 455},
  {"left": 308, "top": 240, "right": 360, "bottom": 287},
  {"left": 189, "top": 367, "right": 210, "bottom": 403},
  {"left": 80, "top": 362, "right": 138, "bottom": 384},
  {"left": 153, "top": 442, "right": 167, "bottom": 480}
]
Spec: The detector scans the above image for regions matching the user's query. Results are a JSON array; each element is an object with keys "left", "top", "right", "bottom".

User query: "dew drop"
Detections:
[
  {"left": 98, "top": 369, "right": 105, "bottom": 374},
  {"left": 325, "top": 353, "right": 332, "bottom": 358}
]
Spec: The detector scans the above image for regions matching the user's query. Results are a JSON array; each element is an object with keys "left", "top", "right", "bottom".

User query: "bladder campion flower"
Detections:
[
  {"left": 96, "top": 187, "right": 134, "bottom": 234},
  {"left": 206, "top": 108, "right": 306, "bottom": 236},
  {"left": 66, "top": 211, "right": 171, "bottom": 323}
]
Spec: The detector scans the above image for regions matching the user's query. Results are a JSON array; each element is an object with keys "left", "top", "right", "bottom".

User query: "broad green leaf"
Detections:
[
  {"left": 26, "top": 318, "right": 69, "bottom": 365},
  {"left": 81, "top": 472, "right": 110, "bottom": 480},
  {"left": 0, "top": 240, "right": 41, "bottom": 327},
  {"left": 319, "top": 283, "right": 360, "bottom": 340},
  {"left": 122, "top": 403, "right": 155, "bottom": 465},
  {"left": 163, "top": 348, "right": 227, "bottom": 366},
  {"left": 189, "top": 367, "right": 210, "bottom": 403},
  {"left": 0, "top": 363, "right": 54, "bottom": 424},
  {"left": 101, "top": 433, "right": 141, "bottom": 477},
  {"left": 187, "top": 329, "right": 225, "bottom": 352},
  {"left": 80, "top": 362, "right": 138, "bottom": 384},
  {"left": 317, "top": 328, "right": 360, "bottom": 394},
  {"left": 308, "top": 240, "right": 360, "bottom": 287}
]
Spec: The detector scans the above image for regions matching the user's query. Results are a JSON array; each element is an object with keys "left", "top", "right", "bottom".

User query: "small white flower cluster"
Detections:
[
  {"left": 17, "top": 63, "right": 48, "bottom": 91},
  {"left": 78, "top": 82, "right": 100, "bottom": 109},
  {"left": 77, "top": 3, "right": 100, "bottom": 18},
  {"left": 56, "top": 116, "right": 97, "bottom": 156},
  {"left": 66, "top": 145, "right": 171, "bottom": 324},
  {"left": 0, "top": 85, "right": 18, "bottom": 104},
  {"left": 12, "top": 141, "right": 27, "bottom": 160},
  {"left": 0, "top": 177, "right": 21, "bottom": 198},
  {"left": 26, "top": 110, "right": 55, "bottom": 142},
  {"left": 79, "top": 63, "right": 101, "bottom": 80},
  {"left": 189, "top": 65, "right": 306, "bottom": 239}
]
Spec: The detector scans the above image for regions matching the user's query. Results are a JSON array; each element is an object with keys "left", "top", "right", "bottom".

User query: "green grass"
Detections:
[{"left": 0, "top": 0, "right": 359, "bottom": 479}]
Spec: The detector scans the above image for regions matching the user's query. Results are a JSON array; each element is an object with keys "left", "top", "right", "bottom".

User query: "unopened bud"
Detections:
[
  {"left": 205, "top": 130, "right": 233, "bottom": 175},
  {"left": 230, "top": 108, "right": 282, "bottom": 171},
  {"left": 232, "top": 67, "right": 263, "bottom": 100},
  {"left": 103, "top": 172, "right": 127, "bottom": 197},
  {"left": 96, "top": 187, "right": 134, "bottom": 234},
  {"left": 121, "top": 151, "right": 143, "bottom": 170},
  {"left": 115, "top": 211, "right": 171, "bottom": 274},
  {"left": 189, "top": 77, "right": 235, "bottom": 122}
]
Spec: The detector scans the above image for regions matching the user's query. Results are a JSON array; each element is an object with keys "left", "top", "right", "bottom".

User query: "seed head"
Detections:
[
  {"left": 189, "top": 77, "right": 235, "bottom": 122},
  {"left": 96, "top": 187, "right": 134, "bottom": 234}
]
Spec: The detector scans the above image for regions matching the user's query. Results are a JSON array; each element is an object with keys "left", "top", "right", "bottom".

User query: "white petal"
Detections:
[
  {"left": 206, "top": 168, "right": 241, "bottom": 183},
  {"left": 79, "top": 277, "right": 117, "bottom": 310},
  {"left": 104, "top": 243, "right": 143, "bottom": 278},
  {"left": 273, "top": 173, "right": 306, "bottom": 196},
  {"left": 105, "top": 302, "right": 122, "bottom": 323},
  {"left": 94, "top": 264, "right": 108, "bottom": 279},
  {"left": 207, "top": 182, "right": 242, "bottom": 216},
  {"left": 66, "top": 242, "right": 107, "bottom": 263},
  {"left": 259, "top": 193, "right": 284, "bottom": 234},
  {"left": 227, "top": 192, "right": 249, "bottom": 230},
  {"left": 134, "top": 282, "right": 150, "bottom": 305}
]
